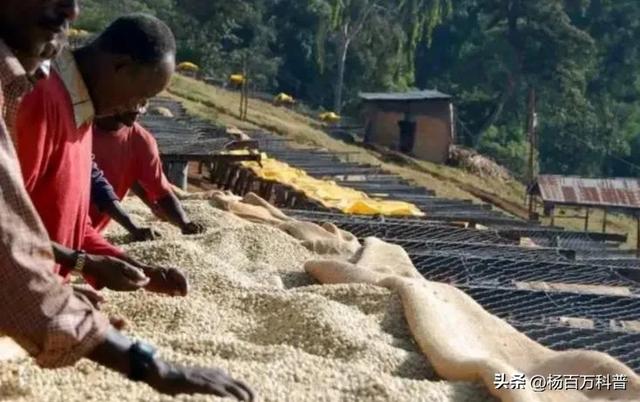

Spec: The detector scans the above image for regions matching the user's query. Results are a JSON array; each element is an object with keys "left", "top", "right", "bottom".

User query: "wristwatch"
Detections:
[
  {"left": 72, "top": 250, "right": 87, "bottom": 273},
  {"left": 128, "top": 341, "right": 157, "bottom": 382}
]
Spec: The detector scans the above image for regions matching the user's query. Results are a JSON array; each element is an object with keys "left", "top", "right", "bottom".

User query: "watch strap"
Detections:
[
  {"left": 73, "top": 250, "right": 87, "bottom": 273},
  {"left": 128, "top": 341, "right": 157, "bottom": 382}
]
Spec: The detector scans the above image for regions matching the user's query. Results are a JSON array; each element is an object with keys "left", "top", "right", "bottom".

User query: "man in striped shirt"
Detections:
[{"left": 0, "top": 1, "right": 253, "bottom": 399}]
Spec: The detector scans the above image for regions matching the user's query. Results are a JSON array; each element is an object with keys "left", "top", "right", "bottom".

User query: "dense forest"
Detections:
[{"left": 77, "top": 0, "right": 640, "bottom": 180}]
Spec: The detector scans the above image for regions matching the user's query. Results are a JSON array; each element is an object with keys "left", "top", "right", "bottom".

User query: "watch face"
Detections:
[
  {"left": 137, "top": 342, "right": 157, "bottom": 356},
  {"left": 129, "top": 342, "right": 157, "bottom": 382},
  {"left": 74, "top": 252, "right": 87, "bottom": 272}
]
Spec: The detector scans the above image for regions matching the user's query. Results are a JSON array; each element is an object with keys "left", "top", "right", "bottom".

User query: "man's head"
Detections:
[
  {"left": 0, "top": 0, "right": 78, "bottom": 73},
  {"left": 94, "top": 110, "right": 142, "bottom": 132},
  {"left": 79, "top": 14, "right": 176, "bottom": 118}
]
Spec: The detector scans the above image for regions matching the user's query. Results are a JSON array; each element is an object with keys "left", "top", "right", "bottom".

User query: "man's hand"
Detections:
[
  {"left": 72, "top": 284, "right": 128, "bottom": 329},
  {"left": 148, "top": 360, "right": 255, "bottom": 401},
  {"left": 143, "top": 266, "right": 189, "bottom": 297},
  {"left": 181, "top": 221, "right": 206, "bottom": 235},
  {"left": 85, "top": 255, "right": 150, "bottom": 291},
  {"left": 72, "top": 283, "right": 105, "bottom": 307},
  {"left": 89, "top": 330, "right": 255, "bottom": 400},
  {"left": 131, "top": 226, "right": 162, "bottom": 242}
]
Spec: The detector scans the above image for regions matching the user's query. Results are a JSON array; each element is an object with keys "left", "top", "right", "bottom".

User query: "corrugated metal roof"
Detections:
[
  {"left": 532, "top": 175, "right": 640, "bottom": 210},
  {"left": 359, "top": 90, "right": 451, "bottom": 101}
]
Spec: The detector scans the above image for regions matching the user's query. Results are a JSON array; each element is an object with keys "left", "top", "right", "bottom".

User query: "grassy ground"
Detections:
[{"left": 166, "top": 74, "right": 638, "bottom": 248}]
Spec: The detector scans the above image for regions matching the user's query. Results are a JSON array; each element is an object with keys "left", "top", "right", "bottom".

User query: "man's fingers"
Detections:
[
  {"left": 133, "top": 227, "right": 161, "bottom": 242},
  {"left": 119, "top": 280, "right": 149, "bottom": 291},
  {"left": 109, "top": 315, "right": 128, "bottom": 330},
  {"left": 73, "top": 285, "right": 105, "bottom": 307},
  {"left": 225, "top": 382, "right": 253, "bottom": 401},
  {"left": 201, "top": 384, "right": 228, "bottom": 398},
  {"left": 143, "top": 229, "right": 156, "bottom": 241},
  {"left": 75, "top": 285, "right": 105, "bottom": 301},
  {"left": 183, "top": 222, "right": 206, "bottom": 235},
  {"left": 168, "top": 268, "right": 189, "bottom": 296},
  {"left": 234, "top": 380, "right": 255, "bottom": 402},
  {"left": 85, "top": 292, "right": 105, "bottom": 307},
  {"left": 195, "top": 370, "right": 246, "bottom": 400},
  {"left": 92, "top": 291, "right": 106, "bottom": 304},
  {"left": 142, "top": 267, "right": 188, "bottom": 296},
  {"left": 121, "top": 263, "right": 150, "bottom": 283},
  {"left": 122, "top": 275, "right": 150, "bottom": 289}
]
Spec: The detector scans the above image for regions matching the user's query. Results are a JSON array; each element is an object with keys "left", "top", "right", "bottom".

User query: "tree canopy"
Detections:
[{"left": 77, "top": 0, "right": 640, "bottom": 179}]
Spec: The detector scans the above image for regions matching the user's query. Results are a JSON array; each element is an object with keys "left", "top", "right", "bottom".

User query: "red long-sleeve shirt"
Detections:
[
  {"left": 15, "top": 70, "right": 125, "bottom": 280},
  {"left": 91, "top": 122, "right": 172, "bottom": 232}
]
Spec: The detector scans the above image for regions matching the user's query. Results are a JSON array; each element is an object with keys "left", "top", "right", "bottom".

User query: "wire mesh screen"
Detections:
[
  {"left": 338, "top": 222, "right": 512, "bottom": 244},
  {"left": 498, "top": 229, "right": 626, "bottom": 248},
  {"left": 511, "top": 322, "right": 640, "bottom": 372},
  {"left": 577, "top": 259, "right": 640, "bottom": 269},
  {"left": 462, "top": 286, "right": 640, "bottom": 327},
  {"left": 412, "top": 253, "right": 639, "bottom": 289},
  {"left": 398, "top": 240, "right": 575, "bottom": 261},
  {"left": 284, "top": 209, "right": 453, "bottom": 226}
]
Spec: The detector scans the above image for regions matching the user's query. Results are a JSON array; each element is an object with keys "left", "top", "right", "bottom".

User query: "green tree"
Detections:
[
  {"left": 314, "top": 0, "right": 451, "bottom": 113},
  {"left": 417, "top": 0, "right": 600, "bottom": 177}
]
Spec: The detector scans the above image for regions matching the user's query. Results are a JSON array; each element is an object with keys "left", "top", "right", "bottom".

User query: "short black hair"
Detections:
[{"left": 94, "top": 13, "right": 176, "bottom": 64}]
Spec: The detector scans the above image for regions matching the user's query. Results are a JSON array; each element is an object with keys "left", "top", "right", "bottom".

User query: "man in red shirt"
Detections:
[
  {"left": 91, "top": 110, "right": 206, "bottom": 236},
  {"left": 15, "top": 15, "right": 187, "bottom": 296},
  {"left": 1, "top": 3, "right": 253, "bottom": 400}
]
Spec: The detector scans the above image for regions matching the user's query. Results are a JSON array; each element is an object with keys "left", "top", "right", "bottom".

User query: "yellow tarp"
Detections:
[
  {"left": 319, "top": 111, "right": 341, "bottom": 122},
  {"left": 177, "top": 61, "right": 199, "bottom": 72},
  {"left": 241, "top": 155, "right": 424, "bottom": 217}
]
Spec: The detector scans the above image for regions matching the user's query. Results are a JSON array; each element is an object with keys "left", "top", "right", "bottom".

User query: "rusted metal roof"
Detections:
[
  {"left": 359, "top": 90, "right": 451, "bottom": 101},
  {"left": 530, "top": 175, "right": 640, "bottom": 210}
]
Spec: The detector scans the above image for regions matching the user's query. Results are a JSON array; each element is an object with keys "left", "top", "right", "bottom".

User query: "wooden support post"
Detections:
[
  {"left": 284, "top": 191, "right": 294, "bottom": 208},
  {"left": 215, "top": 162, "right": 229, "bottom": 187},
  {"left": 243, "top": 173, "right": 254, "bottom": 195},
  {"left": 265, "top": 182, "right": 275, "bottom": 203},
  {"left": 550, "top": 208, "right": 555, "bottom": 227},
  {"left": 208, "top": 162, "right": 218, "bottom": 183},
  {"left": 584, "top": 208, "right": 590, "bottom": 232},
  {"left": 289, "top": 191, "right": 304, "bottom": 208},
  {"left": 239, "top": 56, "right": 249, "bottom": 121},
  {"left": 274, "top": 186, "right": 286, "bottom": 207},
  {"left": 233, "top": 170, "right": 247, "bottom": 195},
  {"left": 239, "top": 82, "right": 243, "bottom": 118},
  {"left": 239, "top": 61, "right": 245, "bottom": 120},
  {"left": 528, "top": 194, "right": 535, "bottom": 220},
  {"left": 165, "top": 161, "right": 188, "bottom": 190},
  {"left": 602, "top": 209, "right": 608, "bottom": 233},
  {"left": 243, "top": 75, "right": 249, "bottom": 120},
  {"left": 637, "top": 213, "right": 640, "bottom": 258},
  {"left": 224, "top": 165, "right": 238, "bottom": 191},
  {"left": 257, "top": 181, "right": 267, "bottom": 198},
  {"left": 526, "top": 86, "right": 537, "bottom": 200},
  {"left": 215, "top": 164, "right": 227, "bottom": 187}
]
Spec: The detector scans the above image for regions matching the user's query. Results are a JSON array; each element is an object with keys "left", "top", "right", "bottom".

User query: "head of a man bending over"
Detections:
[
  {"left": 94, "top": 110, "right": 142, "bottom": 132},
  {"left": 0, "top": 0, "right": 78, "bottom": 73},
  {"left": 74, "top": 14, "right": 175, "bottom": 119}
]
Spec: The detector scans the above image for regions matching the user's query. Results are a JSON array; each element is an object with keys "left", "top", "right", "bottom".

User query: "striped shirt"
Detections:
[{"left": 0, "top": 39, "right": 109, "bottom": 368}]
